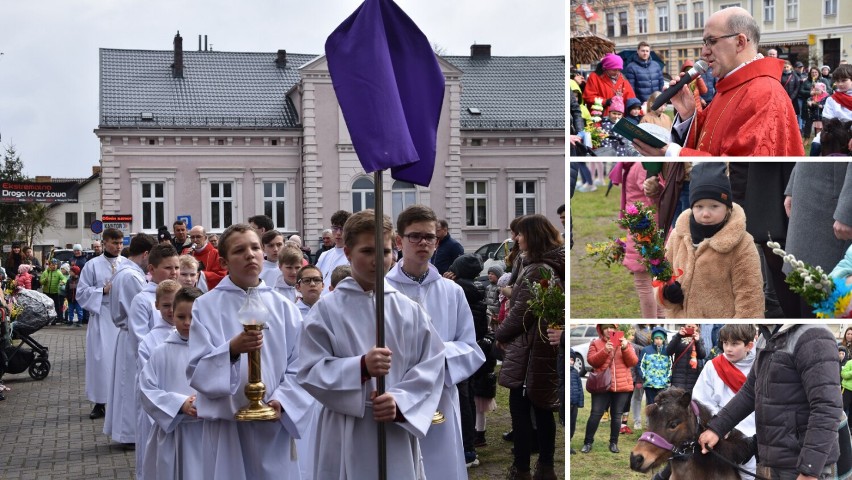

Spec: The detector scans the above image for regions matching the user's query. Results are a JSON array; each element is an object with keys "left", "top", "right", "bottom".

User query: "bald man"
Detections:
[
  {"left": 634, "top": 7, "right": 803, "bottom": 156},
  {"left": 189, "top": 226, "right": 226, "bottom": 289}
]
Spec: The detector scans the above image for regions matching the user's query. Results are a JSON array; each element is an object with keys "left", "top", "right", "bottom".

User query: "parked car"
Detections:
[
  {"left": 570, "top": 326, "right": 677, "bottom": 377},
  {"left": 52, "top": 249, "right": 96, "bottom": 264},
  {"left": 476, "top": 239, "right": 514, "bottom": 277},
  {"left": 570, "top": 324, "right": 598, "bottom": 347}
]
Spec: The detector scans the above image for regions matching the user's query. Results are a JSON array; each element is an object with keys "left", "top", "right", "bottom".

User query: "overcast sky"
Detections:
[{"left": 0, "top": 0, "right": 564, "bottom": 177}]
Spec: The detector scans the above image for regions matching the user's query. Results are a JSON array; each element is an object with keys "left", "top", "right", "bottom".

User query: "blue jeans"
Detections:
[
  {"left": 65, "top": 300, "right": 84, "bottom": 322},
  {"left": 577, "top": 162, "right": 593, "bottom": 185}
]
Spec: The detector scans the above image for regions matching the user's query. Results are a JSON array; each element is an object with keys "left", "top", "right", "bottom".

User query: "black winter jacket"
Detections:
[
  {"left": 667, "top": 333, "right": 705, "bottom": 391},
  {"left": 707, "top": 325, "right": 842, "bottom": 477}
]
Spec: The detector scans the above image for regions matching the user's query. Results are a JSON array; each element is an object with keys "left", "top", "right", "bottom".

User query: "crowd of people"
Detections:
[
  {"left": 570, "top": 7, "right": 852, "bottom": 157},
  {"left": 0, "top": 206, "right": 566, "bottom": 480},
  {"left": 572, "top": 323, "right": 848, "bottom": 480}
]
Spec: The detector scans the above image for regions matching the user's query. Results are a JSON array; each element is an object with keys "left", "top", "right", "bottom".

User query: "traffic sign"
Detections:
[
  {"left": 177, "top": 215, "right": 192, "bottom": 230},
  {"left": 90, "top": 220, "right": 103, "bottom": 234}
]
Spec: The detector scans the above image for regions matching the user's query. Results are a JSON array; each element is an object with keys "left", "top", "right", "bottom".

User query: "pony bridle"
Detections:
[{"left": 638, "top": 400, "right": 704, "bottom": 461}]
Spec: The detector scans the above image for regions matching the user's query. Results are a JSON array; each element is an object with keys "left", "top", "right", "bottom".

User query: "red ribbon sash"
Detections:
[
  {"left": 712, "top": 354, "right": 746, "bottom": 393},
  {"left": 831, "top": 92, "right": 852, "bottom": 111}
]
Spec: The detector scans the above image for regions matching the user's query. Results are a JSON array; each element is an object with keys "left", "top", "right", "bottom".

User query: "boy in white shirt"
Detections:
[
  {"left": 260, "top": 230, "right": 285, "bottom": 287},
  {"left": 274, "top": 246, "right": 302, "bottom": 303},
  {"left": 294, "top": 265, "right": 323, "bottom": 318}
]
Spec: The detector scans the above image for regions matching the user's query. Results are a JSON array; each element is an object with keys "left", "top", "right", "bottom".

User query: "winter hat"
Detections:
[
  {"left": 625, "top": 97, "right": 643, "bottom": 113},
  {"left": 18, "top": 264, "right": 31, "bottom": 274},
  {"left": 651, "top": 328, "right": 667, "bottom": 340},
  {"left": 601, "top": 53, "right": 623, "bottom": 70},
  {"left": 11, "top": 241, "right": 20, "bottom": 248},
  {"left": 73, "top": 243, "right": 83, "bottom": 252},
  {"left": 449, "top": 253, "right": 483, "bottom": 280},
  {"left": 60, "top": 262, "right": 70, "bottom": 272},
  {"left": 813, "top": 82, "right": 827, "bottom": 94},
  {"left": 487, "top": 265, "right": 504, "bottom": 277},
  {"left": 71, "top": 265, "right": 81, "bottom": 276},
  {"left": 609, "top": 96, "right": 625, "bottom": 113},
  {"left": 689, "top": 162, "right": 732, "bottom": 208},
  {"left": 158, "top": 230, "right": 172, "bottom": 243},
  {"left": 795, "top": 61, "right": 804, "bottom": 68}
]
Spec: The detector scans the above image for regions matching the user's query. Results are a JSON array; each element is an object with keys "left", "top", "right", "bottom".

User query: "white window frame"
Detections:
[
  {"left": 720, "top": 3, "right": 742, "bottom": 8},
  {"left": 694, "top": 1, "right": 705, "bottom": 27},
  {"left": 129, "top": 168, "right": 176, "bottom": 234},
  {"left": 618, "top": 11, "right": 628, "bottom": 36},
  {"left": 465, "top": 180, "right": 489, "bottom": 228},
  {"left": 764, "top": 0, "right": 775, "bottom": 21},
  {"left": 787, "top": 0, "right": 798, "bottom": 19},
  {"left": 825, "top": 0, "right": 837, "bottom": 15},
  {"left": 506, "top": 167, "right": 548, "bottom": 227},
  {"left": 460, "top": 168, "right": 498, "bottom": 231},
  {"left": 391, "top": 180, "right": 418, "bottom": 223},
  {"left": 513, "top": 180, "right": 537, "bottom": 217},
  {"left": 209, "top": 181, "right": 235, "bottom": 231},
  {"left": 251, "top": 168, "right": 298, "bottom": 233},
  {"left": 637, "top": 8, "right": 648, "bottom": 34},
  {"left": 141, "top": 181, "right": 166, "bottom": 231},
  {"left": 657, "top": 5, "right": 670, "bottom": 32},
  {"left": 677, "top": 3, "right": 688, "bottom": 30},
  {"left": 198, "top": 168, "right": 244, "bottom": 234},
  {"left": 606, "top": 12, "right": 616, "bottom": 37},
  {"left": 351, "top": 176, "right": 375, "bottom": 213}
]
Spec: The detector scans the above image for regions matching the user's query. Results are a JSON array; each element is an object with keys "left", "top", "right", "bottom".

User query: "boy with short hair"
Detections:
[
  {"left": 274, "top": 246, "right": 303, "bottom": 303},
  {"left": 140, "top": 286, "right": 204, "bottom": 479},
  {"left": 693, "top": 324, "right": 758, "bottom": 480},
  {"left": 294, "top": 265, "right": 323, "bottom": 318},
  {"left": 316, "top": 209, "right": 352, "bottom": 295},
  {"left": 105, "top": 233, "right": 156, "bottom": 445},
  {"left": 260, "top": 229, "right": 285, "bottom": 287},
  {"left": 178, "top": 255, "right": 206, "bottom": 293},
  {"left": 329, "top": 264, "right": 351, "bottom": 291},
  {"left": 298, "top": 209, "right": 445, "bottom": 479},
  {"left": 386, "top": 205, "right": 485, "bottom": 476}
]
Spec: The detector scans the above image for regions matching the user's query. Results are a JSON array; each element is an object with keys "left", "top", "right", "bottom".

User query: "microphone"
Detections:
[{"left": 651, "top": 60, "right": 709, "bottom": 111}]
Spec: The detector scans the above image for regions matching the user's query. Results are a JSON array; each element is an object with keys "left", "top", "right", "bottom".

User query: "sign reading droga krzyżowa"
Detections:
[{"left": 0, "top": 181, "right": 79, "bottom": 203}]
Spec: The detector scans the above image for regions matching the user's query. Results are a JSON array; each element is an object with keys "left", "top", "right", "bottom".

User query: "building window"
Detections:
[
  {"left": 514, "top": 181, "right": 537, "bottom": 217},
  {"left": 637, "top": 8, "right": 648, "bottom": 34},
  {"left": 465, "top": 181, "right": 488, "bottom": 227},
  {"left": 764, "top": 0, "right": 775, "bottom": 21},
  {"left": 619, "top": 11, "right": 628, "bottom": 36},
  {"left": 391, "top": 180, "right": 417, "bottom": 223},
  {"left": 720, "top": 3, "right": 742, "bottom": 8},
  {"left": 65, "top": 212, "right": 78, "bottom": 229},
  {"left": 141, "top": 182, "right": 165, "bottom": 231},
  {"left": 606, "top": 12, "right": 616, "bottom": 37},
  {"left": 84, "top": 212, "right": 96, "bottom": 229},
  {"left": 825, "top": 0, "right": 837, "bottom": 15},
  {"left": 787, "top": 0, "right": 798, "bottom": 19},
  {"left": 589, "top": 23, "right": 597, "bottom": 34},
  {"left": 263, "top": 181, "right": 286, "bottom": 229},
  {"left": 352, "top": 177, "right": 375, "bottom": 213},
  {"left": 657, "top": 5, "right": 669, "bottom": 32},
  {"left": 677, "top": 3, "right": 688, "bottom": 30},
  {"left": 210, "top": 182, "right": 234, "bottom": 230},
  {"left": 694, "top": 47, "right": 701, "bottom": 58},
  {"left": 678, "top": 49, "right": 689, "bottom": 67},
  {"left": 694, "top": 1, "right": 705, "bottom": 27}
]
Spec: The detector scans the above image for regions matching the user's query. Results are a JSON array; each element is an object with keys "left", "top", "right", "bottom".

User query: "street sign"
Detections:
[
  {"left": 177, "top": 215, "right": 192, "bottom": 230},
  {"left": 90, "top": 220, "right": 104, "bottom": 234},
  {"left": 101, "top": 214, "right": 132, "bottom": 236}
]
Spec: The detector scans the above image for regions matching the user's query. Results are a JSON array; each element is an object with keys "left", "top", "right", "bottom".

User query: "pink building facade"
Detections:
[{"left": 95, "top": 34, "right": 565, "bottom": 252}]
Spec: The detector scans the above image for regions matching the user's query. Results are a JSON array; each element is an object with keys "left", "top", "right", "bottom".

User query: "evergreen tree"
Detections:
[{"left": 0, "top": 144, "right": 27, "bottom": 244}]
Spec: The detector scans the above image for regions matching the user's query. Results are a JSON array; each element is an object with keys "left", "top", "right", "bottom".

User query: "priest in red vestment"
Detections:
[{"left": 634, "top": 7, "right": 804, "bottom": 157}]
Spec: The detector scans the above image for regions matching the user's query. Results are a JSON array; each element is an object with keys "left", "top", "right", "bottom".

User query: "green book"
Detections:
[{"left": 611, "top": 118, "right": 667, "bottom": 149}]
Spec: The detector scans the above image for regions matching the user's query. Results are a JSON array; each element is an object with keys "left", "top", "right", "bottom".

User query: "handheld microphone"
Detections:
[{"left": 651, "top": 60, "right": 709, "bottom": 111}]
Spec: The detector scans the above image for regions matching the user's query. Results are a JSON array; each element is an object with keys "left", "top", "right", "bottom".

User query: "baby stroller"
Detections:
[{"left": 0, "top": 289, "right": 53, "bottom": 381}]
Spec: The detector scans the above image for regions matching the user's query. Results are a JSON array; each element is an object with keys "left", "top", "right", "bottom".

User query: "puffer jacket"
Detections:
[
  {"left": 640, "top": 328, "right": 671, "bottom": 389},
  {"left": 707, "top": 325, "right": 841, "bottom": 477},
  {"left": 496, "top": 246, "right": 565, "bottom": 406},
  {"left": 623, "top": 56, "right": 666, "bottom": 103},
  {"left": 667, "top": 332, "right": 706, "bottom": 391},
  {"left": 570, "top": 350, "right": 584, "bottom": 408},
  {"left": 656, "top": 203, "right": 765, "bottom": 318},
  {"left": 586, "top": 324, "right": 639, "bottom": 393}
]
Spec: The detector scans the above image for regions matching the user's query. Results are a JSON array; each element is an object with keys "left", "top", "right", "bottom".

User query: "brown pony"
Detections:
[{"left": 629, "top": 387, "right": 754, "bottom": 480}]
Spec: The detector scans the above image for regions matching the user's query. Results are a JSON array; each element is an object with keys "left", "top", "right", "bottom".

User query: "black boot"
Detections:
[
  {"left": 474, "top": 430, "right": 487, "bottom": 448},
  {"left": 503, "top": 430, "right": 514, "bottom": 442},
  {"left": 89, "top": 403, "right": 106, "bottom": 419}
]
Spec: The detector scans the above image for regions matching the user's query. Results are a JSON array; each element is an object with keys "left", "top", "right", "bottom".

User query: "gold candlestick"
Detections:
[
  {"left": 432, "top": 410, "right": 445, "bottom": 424},
  {"left": 235, "top": 323, "right": 279, "bottom": 421}
]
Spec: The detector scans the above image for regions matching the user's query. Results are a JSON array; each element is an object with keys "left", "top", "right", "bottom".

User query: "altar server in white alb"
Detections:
[
  {"left": 77, "top": 228, "right": 124, "bottom": 420},
  {"left": 298, "top": 210, "right": 446, "bottom": 480},
  {"left": 140, "top": 286, "right": 204, "bottom": 480},
  {"left": 186, "top": 224, "right": 313, "bottom": 480},
  {"left": 259, "top": 230, "right": 285, "bottom": 287},
  {"left": 386, "top": 205, "right": 485, "bottom": 478},
  {"left": 315, "top": 209, "right": 352, "bottom": 295},
  {"left": 105, "top": 233, "right": 156, "bottom": 445}
]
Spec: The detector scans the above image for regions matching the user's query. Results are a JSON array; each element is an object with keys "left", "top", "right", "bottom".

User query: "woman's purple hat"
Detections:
[{"left": 601, "top": 53, "right": 623, "bottom": 70}]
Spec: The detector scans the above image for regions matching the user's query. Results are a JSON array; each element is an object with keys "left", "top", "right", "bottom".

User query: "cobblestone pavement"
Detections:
[{"left": 0, "top": 325, "right": 135, "bottom": 479}]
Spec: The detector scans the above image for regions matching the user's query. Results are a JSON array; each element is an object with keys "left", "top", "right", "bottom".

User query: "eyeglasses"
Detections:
[
  {"left": 402, "top": 233, "right": 439, "bottom": 245},
  {"left": 298, "top": 277, "right": 323, "bottom": 286},
  {"left": 331, "top": 226, "right": 343, "bottom": 232},
  {"left": 701, "top": 33, "right": 742, "bottom": 47},
  {"left": 189, "top": 235, "right": 205, "bottom": 239}
]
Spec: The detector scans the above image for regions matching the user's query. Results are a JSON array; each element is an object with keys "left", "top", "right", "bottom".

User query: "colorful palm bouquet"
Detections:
[
  {"left": 767, "top": 241, "right": 852, "bottom": 318},
  {"left": 616, "top": 201, "right": 680, "bottom": 284},
  {"left": 585, "top": 237, "right": 627, "bottom": 268},
  {"left": 525, "top": 267, "right": 565, "bottom": 329}
]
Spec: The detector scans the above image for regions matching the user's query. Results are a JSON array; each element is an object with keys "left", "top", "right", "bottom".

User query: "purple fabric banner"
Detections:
[{"left": 325, "top": 0, "right": 445, "bottom": 187}]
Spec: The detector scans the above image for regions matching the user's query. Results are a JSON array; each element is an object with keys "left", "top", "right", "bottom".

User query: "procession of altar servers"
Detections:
[{"left": 106, "top": 274, "right": 482, "bottom": 480}]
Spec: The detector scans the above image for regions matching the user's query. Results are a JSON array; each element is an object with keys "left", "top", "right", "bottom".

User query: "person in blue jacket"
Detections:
[{"left": 623, "top": 42, "right": 667, "bottom": 103}]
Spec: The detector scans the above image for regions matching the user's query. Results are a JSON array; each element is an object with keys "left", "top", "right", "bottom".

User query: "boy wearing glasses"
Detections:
[
  {"left": 387, "top": 204, "right": 485, "bottom": 477},
  {"left": 316, "top": 210, "right": 352, "bottom": 295},
  {"left": 294, "top": 265, "right": 323, "bottom": 318}
]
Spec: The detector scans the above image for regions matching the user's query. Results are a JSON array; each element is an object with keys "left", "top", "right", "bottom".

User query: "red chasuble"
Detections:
[{"left": 681, "top": 58, "right": 804, "bottom": 156}]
